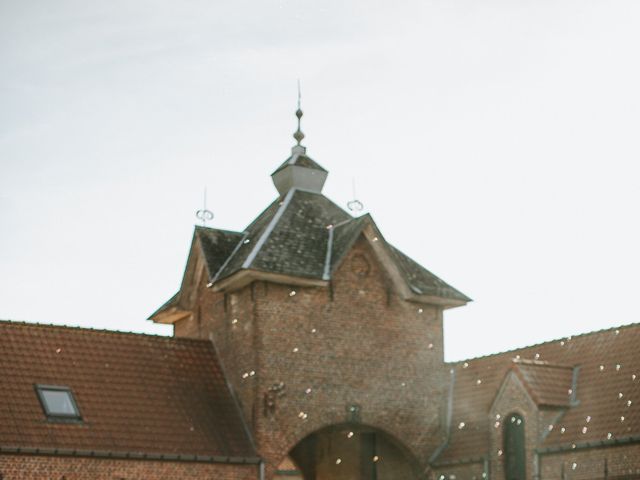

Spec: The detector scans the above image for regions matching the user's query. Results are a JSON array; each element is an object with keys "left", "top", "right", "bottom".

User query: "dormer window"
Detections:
[{"left": 35, "top": 385, "right": 81, "bottom": 420}]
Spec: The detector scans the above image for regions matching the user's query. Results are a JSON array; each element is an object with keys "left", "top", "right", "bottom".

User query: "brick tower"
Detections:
[{"left": 150, "top": 105, "right": 470, "bottom": 479}]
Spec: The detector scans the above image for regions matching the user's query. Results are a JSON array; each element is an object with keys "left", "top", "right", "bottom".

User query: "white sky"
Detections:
[{"left": 1, "top": 0, "right": 639, "bottom": 362}]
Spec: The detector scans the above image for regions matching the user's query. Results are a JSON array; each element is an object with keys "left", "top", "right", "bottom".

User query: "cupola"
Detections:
[{"left": 271, "top": 89, "right": 328, "bottom": 195}]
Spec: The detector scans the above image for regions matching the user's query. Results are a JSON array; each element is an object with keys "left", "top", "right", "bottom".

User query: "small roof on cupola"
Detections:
[{"left": 271, "top": 86, "right": 328, "bottom": 195}]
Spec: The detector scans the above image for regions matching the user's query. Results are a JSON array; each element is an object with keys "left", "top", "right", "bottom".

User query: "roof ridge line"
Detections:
[
  {"left": 446, "top": 320, "right": 640, "bottom": 364},
  {"left": 514, "top": 359, "right": 575, "bottom": 369},
  {"left": 0, "top": 319, "right": 208, "bottom": 342},
  {"left": 323, "top": 216, "right": 367, "bottom": 281},
  {"left": 242, "top": 188, "right": 296, "bottom": 270},
  {"left": 332, "top": 217, "right": 358, "bottom": 229},
  {"left": 195, "top": 225, "right": 242, "bottom": 236},
  {"left": 322, "top": 226, "right": 335, "bottom": 281}
]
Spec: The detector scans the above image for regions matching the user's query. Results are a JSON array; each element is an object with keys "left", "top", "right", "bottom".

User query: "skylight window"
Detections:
[{"left": 35, "top": 385, "right": 81, "bottom": 420}]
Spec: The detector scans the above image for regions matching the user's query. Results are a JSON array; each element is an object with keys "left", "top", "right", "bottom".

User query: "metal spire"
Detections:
[{"left": 293, "top": 80, "right": 305, "bottom": 146}]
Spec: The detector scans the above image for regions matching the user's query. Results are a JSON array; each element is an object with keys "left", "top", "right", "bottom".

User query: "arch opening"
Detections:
[
  {"left": 275, "top": 423, "right": 423, "bottom": 480},
  {"left": 503, "top": 413, "right": 526, "bottom": 480}
]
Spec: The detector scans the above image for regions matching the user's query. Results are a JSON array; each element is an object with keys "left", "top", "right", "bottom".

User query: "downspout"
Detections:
[
  {"left": 533, "top": 451, "right": 540, "bottom": 480},
  {"left": 484, "top": 457, "right": 490, "bottom": 480},
  {"left": 428, "top": 368, "right": 456, "bottom": 470},
  {"left": 259, "top": 460, "right": 265, "bottom": 480}
]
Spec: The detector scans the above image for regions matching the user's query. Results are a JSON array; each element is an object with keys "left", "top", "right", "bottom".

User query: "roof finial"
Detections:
[
  {"left": 195, "top": 187, "right": 214, "bottom": 226},
  {"left": 293, "top": 79, "right": 305, "bottom": 146}
]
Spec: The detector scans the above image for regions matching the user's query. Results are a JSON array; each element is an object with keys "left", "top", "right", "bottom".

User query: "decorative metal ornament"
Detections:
[
  {"left": 293, "top": 79, "right": 305, "bottom": 146},
  {"left": 347, "top": 199, "right": 364, "bottom": 213},
  {"left": 196, "top": 209, "right": 214, "bottom": 224},
  {"left": 196, "top": 187, "right": 214, "bottom": 226},
  {"left": 347, "top": 178, "right": 364, "bottom": 213}
]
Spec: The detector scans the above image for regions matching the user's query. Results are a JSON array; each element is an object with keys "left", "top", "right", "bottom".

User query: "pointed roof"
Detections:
[
  {"left": 151, "top": 187, "right": 470, "bottom": 322},
  {"left": 272, "top": 150, "right": 328, "bottom": 175},
  {"left": 151, "top": 106, "right": 470, "bottom": 317},
  {"left": 512, "top": 359, "right": 575, "bottom": 407},
  {"left": 214, "top": 189, "right": 351, "bottom": 284}
]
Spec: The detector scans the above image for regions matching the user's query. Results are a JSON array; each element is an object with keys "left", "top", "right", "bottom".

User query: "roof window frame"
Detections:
[{"left": 34, "top": 384, "right": 82, "bottom": 422}]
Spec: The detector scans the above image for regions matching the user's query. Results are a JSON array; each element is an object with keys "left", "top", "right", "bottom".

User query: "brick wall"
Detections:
[
  {"left": 490, "top": 371, "right": 540, "bottom": 480},
  {"left": 539, "top": 444, "right": 640, "bottom": 479},
  {"left": 177, "top": 235, "right": 449, "bottom": 476},
  {"left": 0, "top": 455, "right": 258, "bottom": 480},
  {"left": 431, "top": 461, "right": 485, "bottom": 480}
]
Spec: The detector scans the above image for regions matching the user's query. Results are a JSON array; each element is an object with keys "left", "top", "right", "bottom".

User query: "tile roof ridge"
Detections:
[
  {"left": 244, "top": 198, "right": 280, "bottom": 231},
  {"left": 242, "top": 187, "right": 297, "bottom": 270},
  {"left": 332, "top": 215, "right": 368, "bottom": 230},
  {"left": 0, "top": 319, "right": 210, "bottom": 343},
  {"left": 513, "top": 359, "right": 575, "bottom": 369},
  {"left": 322, "top": 224, "right": 335, "bottom": 281},
  {"left": 446, "top": 321, "right": 640, "bottom": 365},
  {"left": 510, "top": 363, "right": 543, "bottom": 406}
]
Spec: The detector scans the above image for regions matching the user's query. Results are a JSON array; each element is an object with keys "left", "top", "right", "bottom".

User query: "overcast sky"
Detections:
[{"left": 1, "top": 0, "right": 639, "bottom": 361}]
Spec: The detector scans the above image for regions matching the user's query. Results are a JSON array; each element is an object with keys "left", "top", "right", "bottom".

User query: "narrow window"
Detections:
[
  {"left": 504, "top": 413, "right": 526, "bottom": 480},
  {"left": 35, "top": 385, "right": 81, "bottom": 420}
]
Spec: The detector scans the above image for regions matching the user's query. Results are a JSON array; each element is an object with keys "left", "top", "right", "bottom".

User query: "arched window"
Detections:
[{"left": 504, "top": 413, "right": 526, "bottom": 480}]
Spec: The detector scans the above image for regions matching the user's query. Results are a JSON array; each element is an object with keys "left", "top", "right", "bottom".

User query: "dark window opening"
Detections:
[
  {"left": 504, "top": 413, "right": 526, "bottom": 480},
  {"left": 35, "top": 385, "right": 81, "bottom": 421}
]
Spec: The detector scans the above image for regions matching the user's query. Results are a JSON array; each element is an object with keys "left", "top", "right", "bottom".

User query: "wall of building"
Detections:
[
  {"left": 174, "top": 258, "right": 260, "bottom": 427},
  {"left": 175, "top": 235, "right": 450, "bottom": 478},
  {"left": 489, "top": 372, "right": 540, "bottom": 480},
  {"left": 538, "top": 444, "right": 640, "bottom": 479},
  {"left": 431, "top": 461, "right": 485, "bottom": 480},
  {"left": 0, "top": 455, "right": 258, "bottom": 480},
  {"left": 252, "top": 237, "right": 447, "bottom": 475}
]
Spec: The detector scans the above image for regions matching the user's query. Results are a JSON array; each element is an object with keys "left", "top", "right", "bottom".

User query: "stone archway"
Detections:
[{"left": 276, "top": 423, "right": 423, "bottom": 480}]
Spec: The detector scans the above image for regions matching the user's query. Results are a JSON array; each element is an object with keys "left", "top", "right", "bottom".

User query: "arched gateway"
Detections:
[
  {"left": 276, "top": 424, "right": 422, "bottom": 480},
  {"left": 150, "top": 106, "right": 470, "bottom": 479}
]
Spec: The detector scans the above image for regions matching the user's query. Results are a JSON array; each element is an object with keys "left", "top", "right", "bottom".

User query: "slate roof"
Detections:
[
  {"left": 436, "top": 322, "right": 640, "bottom": 463},
  {"left": 0, "top": 321, "right": 257, "bottom": 460},
  {"left": 184, "top": 189, "right": 469, "bottom": 306},
  {"left": 388, "top": 244, "right": 471, "bottom": 302},
  {"left": 195, "top": 226, "right": 244, "bottom": 278},
  {"left": 272, "top": 151, "right": 328, "bottom": 175}
]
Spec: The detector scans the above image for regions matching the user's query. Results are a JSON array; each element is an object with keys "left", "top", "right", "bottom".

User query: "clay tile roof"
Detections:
[
  {"left": 513, "top": 360, "right": 574, "bottom": 407},
  {"left": 436, "top": 322, "right": 640, "bottom": 463},
  {"left": 0, "top": 321, "right": 257, "bottom": 459}
]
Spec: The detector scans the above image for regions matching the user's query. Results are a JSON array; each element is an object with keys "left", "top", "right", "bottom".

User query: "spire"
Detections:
[
  {"left": 293, "top": 80, "right": 305, "bottom": 147},
  {"left": 271, "top": 82, "right": 328, "bottom": 195}
]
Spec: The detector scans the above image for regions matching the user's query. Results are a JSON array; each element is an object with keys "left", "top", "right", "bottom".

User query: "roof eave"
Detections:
[
  {"left": 150, "top": 308, "right": 193, "bottom": 325},
  {"left": 406, "top": 293, "right": 469, "bottom": 309},
  {"left": 211, "top": 269, "right": 328, "bottom": 293}
]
